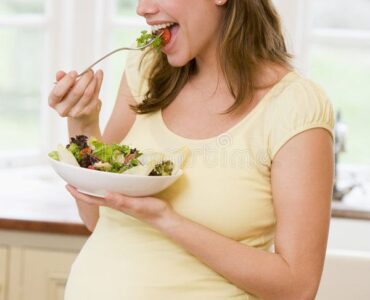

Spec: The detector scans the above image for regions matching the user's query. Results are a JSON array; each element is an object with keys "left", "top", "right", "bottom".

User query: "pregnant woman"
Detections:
[{"left": 48, "top": 1, "right": 335, "bottom": 299}]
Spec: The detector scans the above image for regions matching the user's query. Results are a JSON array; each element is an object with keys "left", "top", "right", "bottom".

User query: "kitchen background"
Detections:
[{"left": 0, "top": 0, "right": 369, "bottom": 299}]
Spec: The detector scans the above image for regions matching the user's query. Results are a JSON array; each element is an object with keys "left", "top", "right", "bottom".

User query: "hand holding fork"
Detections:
[{"left": 48, "top": 34, "right": 160, "bottom": 126}]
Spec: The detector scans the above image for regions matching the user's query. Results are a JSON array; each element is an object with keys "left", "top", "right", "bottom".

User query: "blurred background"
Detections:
[
  {"left": 1, "top": 0, "right": 370, "bottom": 162},
  {"left": 1, "top": 0, "right": 369, "bottom": 211},
  {"left": 0, "top": 0, "right": 369, "bottom": 162},
  {"left": 0, "top": 1, "right": 369, "bottom": 299}
]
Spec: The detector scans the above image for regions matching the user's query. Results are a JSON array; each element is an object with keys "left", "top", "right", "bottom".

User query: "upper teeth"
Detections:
[{"left": 151, "top": 22, "right": 175, "bottom": 32}]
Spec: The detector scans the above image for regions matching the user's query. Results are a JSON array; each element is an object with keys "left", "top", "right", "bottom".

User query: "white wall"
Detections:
[
  {"left": 318, "top": 218, "right": 370, "bottom": 300},
  {"left": 328, "top": 218, "right": 370, "bottom": 252},
  {"left": 273, "top": 0, "right": 311, "bottom": 73}
]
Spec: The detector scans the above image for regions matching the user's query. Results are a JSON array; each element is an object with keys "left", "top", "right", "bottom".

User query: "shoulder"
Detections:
[
  {"left": 125, "top": 47, "right": 155, "bottom": 104},
  {"left": 266, "top": 72, "right": 336, "bottom": 160},
  {"left": 267, "top": 71, "right": 335, "bottom": 122},
  {"left": 268, "top": 72, "right": 331, "bottom": 110}
]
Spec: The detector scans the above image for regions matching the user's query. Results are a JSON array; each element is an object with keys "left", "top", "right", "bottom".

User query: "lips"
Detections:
[
  {"left": 151, "top": 23, "right": 179, "bottom": 48},
  {"left": 151, "top": 22, "right": 175, "bottom": 33}
]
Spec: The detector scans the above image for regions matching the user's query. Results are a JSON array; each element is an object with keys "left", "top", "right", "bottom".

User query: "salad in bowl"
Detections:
[{"left": 48, "top": 135, "right": 188, "bottom": 197}]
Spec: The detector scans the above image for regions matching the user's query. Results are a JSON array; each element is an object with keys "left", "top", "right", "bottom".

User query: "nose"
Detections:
[{"left": 136, "top": 0, "right": 159, "bottom": 17}]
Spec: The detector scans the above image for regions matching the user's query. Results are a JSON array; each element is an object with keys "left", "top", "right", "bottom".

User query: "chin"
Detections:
[
  {"left": 166, "top": 59, "right": 186, "bottom": 67},
  {"left": 164, "top": 44, "right": 194, "bottom": 67},
  {"left": 165, "top": 54, "right": 186, "bottom": 67},
  {"left": 165, "top": 53, "right": 193, "bottom": 68}
]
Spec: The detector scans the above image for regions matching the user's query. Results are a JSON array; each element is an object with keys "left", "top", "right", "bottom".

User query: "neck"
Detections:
[{"left": 192, "top": 51, "right": 230, "bottom": 96}]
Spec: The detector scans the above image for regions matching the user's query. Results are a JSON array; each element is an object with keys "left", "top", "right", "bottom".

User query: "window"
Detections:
[
  {"left": 0, "top": 0, "right": 368, "bottom": 220},
  {"left": 1, "top": 1, "right": 369, "bottom": 212},
  {"left": 308, "top": 0, "right": 370, "bottom": 165},
  {"left": 0, "top": 0, "right": 145, "bottom": 167},
  {"left": 0, "top": 0, "right": 47, "bottom": 165},
  {"left": 307, "top": 0, "right": 370, "bottom": 214},
  {"left": 105, "top": 0, "right": 146, "bottom": 110}
]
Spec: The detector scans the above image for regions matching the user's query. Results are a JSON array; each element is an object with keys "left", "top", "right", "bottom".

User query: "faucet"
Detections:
[{"left": 333, "top": 110, "right": 358, "bottom": 201}]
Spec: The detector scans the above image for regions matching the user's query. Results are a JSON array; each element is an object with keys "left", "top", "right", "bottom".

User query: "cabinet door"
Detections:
[
  {"left": 21, "top": 248, "right": 78, "bottom": 300},
  {"left": 317, "top": 251, "right": 370, "bottom": 300},
  {"left": 0, "top": 247, "right": 8, "bottom": 300}
]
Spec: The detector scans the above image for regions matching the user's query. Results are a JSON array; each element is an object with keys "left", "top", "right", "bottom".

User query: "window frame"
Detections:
[
  {"left": 0, "top": 5, "right": 48, "bottom": 167},
  {"left": 0, "top": 0, "right": 145, "bottom": 167}
]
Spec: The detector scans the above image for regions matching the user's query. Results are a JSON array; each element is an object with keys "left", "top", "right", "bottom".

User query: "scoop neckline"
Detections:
[{"left": 157, "top": 71, "right": 297, "bottom": 144}]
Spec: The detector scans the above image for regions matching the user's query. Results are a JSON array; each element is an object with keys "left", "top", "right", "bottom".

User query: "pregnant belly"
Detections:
[{"left": 64, "top": 214, "right": 258, "bottom": 300}]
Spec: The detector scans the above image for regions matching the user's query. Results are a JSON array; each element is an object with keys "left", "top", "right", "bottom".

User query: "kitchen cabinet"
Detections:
[
  {"left": 18, "top": 248, "right": 78, "bottom": 300},
  {"left": 0, "top": 246, "right": 8, "bottom": 300},
  {"left": 0, "top": 230, "right": 87, "bottom": 300},
  {"left": 0, "top": 165, "right": 90, "bottom": 300}
]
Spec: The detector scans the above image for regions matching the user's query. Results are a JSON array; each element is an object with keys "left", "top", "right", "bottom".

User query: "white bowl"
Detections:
[{"left": 48, "top": 157, "right": 183, "bottom": 197}]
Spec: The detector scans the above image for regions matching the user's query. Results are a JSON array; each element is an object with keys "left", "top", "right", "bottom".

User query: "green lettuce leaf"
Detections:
[{"left": 48, "top": 151, "right": 59, "bottom": 161}]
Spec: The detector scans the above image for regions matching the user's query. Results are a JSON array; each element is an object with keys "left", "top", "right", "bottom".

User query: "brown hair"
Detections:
[{"left": 131, "top": 0, "right": 292, "bottom": 115}]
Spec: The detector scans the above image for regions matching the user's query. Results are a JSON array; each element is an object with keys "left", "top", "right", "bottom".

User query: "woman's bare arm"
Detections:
[
  {"left": 154, "top": 127, "right": 334, "bottom": 299},
  {"left": 101, "top": 73, "right": 137, "bottom": 144},
  {"left": 76, "top": 72, "right": 138, "bottom": 231}
]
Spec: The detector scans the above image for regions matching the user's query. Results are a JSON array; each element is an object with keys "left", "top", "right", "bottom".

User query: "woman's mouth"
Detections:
[{"left": 152, "top": 23, "right": 179, "bottom": 48}]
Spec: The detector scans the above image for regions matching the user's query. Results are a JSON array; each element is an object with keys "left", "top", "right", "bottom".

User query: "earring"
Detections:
[{"left": 216, "top": 0, "right": 223, "bottom": 5}]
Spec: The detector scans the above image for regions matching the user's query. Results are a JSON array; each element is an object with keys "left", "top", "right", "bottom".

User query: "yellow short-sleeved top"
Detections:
[{"left": 64, "top": 50, "right": 335, "bottom": 300}]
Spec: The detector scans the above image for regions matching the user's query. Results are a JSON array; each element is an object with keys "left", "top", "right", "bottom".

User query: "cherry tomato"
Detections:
[
  {"left": 80, "top": 147, "right": 91, "bottom": 156},
  {"left": 160, "top": 28, "right": 172, "bottom": 46}
]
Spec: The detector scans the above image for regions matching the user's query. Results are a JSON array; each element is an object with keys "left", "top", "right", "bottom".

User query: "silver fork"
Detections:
[{"left": 55, "top": 33, "right": 161, "bottom": 83}]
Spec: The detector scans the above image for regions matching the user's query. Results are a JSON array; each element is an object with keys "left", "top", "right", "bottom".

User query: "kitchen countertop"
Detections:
[
  {"left": 332, "top": 202, "right": 370, "bottom": 220},
  {"left": 0, "top": 163, "right": 368, "bottom": 236},
  {"left": 331, "top": 164, "right": 370, "bottom": 220},
  {"left": 0, "top": 165, "right": 90, "bottom": 236}
]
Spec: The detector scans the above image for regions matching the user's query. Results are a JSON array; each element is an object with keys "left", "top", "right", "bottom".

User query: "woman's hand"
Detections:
[
  {"left": 65, "top": 184, "right": 174, "bottom": 227},
  {"left": 48, "top": 69, "right": 104, "bottom": 127}
]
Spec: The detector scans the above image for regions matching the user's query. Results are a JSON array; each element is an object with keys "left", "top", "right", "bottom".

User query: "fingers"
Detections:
[
  {"left": 79, "top": 98, "right": 102, "bottom": 117},
  {"left": 93, "top": 69, "right": 104, "bottom": 100},
  {"left": 48, "top": 71, "right": 78, "bottom": 107},
  {"left": 76, "top": 70, "right": 104, "bottom": 117},
  {"left": 68, "top": 77, "right": 97, "bottom": 117},
  {"left": 104, "top": 192, "right": 133, "bottom": 210},
  {"left": 54, "top": 70, "right": 94, "bottom": 117},
  {"left": 68, "top": 70, "right": 103, "bottom": 118},
  {"left": 49, "top": 69, "right": 104, "bottom": 119},
  {"left": 66, "top": 185, "right": 167, "bottom": 224},
  {"left": 66, "top": 185, "right": 105, "bottom": 205},
  {"left": 66, "top": 184, "right": 132, "bottom": 210},
  {"left": 55, "top": 71, "right": 66, "bottom": 82},
  {"left": 103, "top": 192, "right": 155, "bottom": 215}
]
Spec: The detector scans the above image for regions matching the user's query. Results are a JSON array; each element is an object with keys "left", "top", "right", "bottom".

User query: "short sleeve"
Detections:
[
  {"left": 124, "top": 48, "right": 153, "bottom": 104},
  {"left": 268, "top": 78, "right": 336, "bottom": 160}
]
